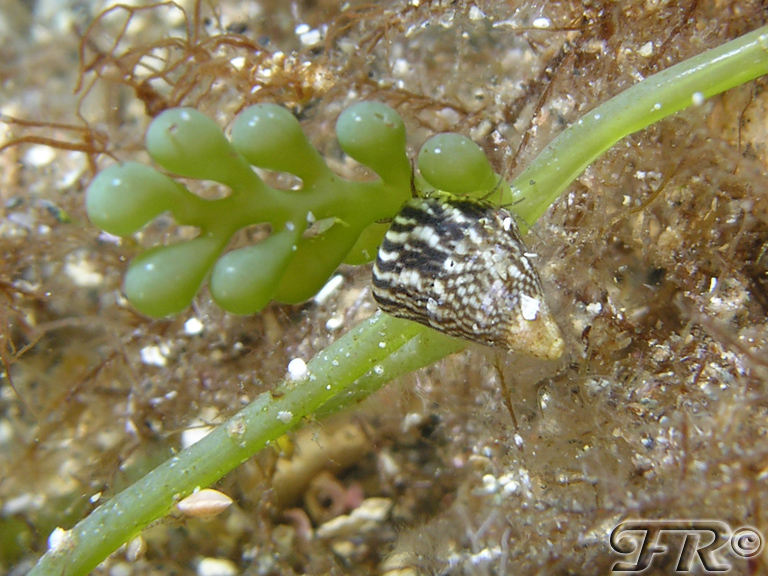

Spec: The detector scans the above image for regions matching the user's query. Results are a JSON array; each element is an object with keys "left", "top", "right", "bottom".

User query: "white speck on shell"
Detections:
[{"left": 520, "top": 294, "right": 541, "bottom": 321}]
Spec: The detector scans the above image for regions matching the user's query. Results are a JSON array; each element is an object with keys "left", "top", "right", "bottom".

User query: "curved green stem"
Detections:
[
  {"left": 511, "top": 25, "right": 768, "bottom": 229},
  {"left": 317, "top": 328, "right": 467, "bottom": 417},
  {"left": 28, "top": 24, "right": 768, "bottom": 576},
  {"left": 29, "top": 313, "right": 422, "bottom": 576}
]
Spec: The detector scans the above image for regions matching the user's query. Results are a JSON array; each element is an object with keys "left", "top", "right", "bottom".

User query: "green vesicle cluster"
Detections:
[{"left": 85, "top": 102, "right": 504, "bottom": 317}]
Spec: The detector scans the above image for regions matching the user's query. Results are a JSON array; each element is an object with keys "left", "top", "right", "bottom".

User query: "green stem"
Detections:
[
  {"left": 511, "top": 25, "right": 768, "bottom": 229},
  {"left": 28, "top": 313, "right": 421, "bottom": 576},
  {"left": 317, "top": 328, "right": 467, "bottom": 417},
  {"left": 28, "top": 24, "right": 768, "bottom": 576}
]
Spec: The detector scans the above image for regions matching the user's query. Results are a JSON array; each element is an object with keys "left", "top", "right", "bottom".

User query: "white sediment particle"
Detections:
[
  {"left": 502, "top": 477, "right": 521, "bottom": 495},
  {"left": 519, "top": 467, "right": 532, "bottom": 490},
  {"left": 482, "top": 474, "right": 499, "bottom": 494},
  {"left": 277, "top": 411, "right": 293, "bottom": 424},
  {"left": 314, "top": 274, "right": 344, "bottom": 305},
  {"left": 184, "top": 317, "right": 204, "bottom": 335},
  {"left": 48, "top": 527, "right": 72, "bottom": 552},
  {"left": 532, "top": 17, "right": 551, "bottom": 28},
  {"left": 197, "top": 557, "right": 237, "bottom": 576},
  {"left": 140, "top": 345, "right": 168, "bottom": 367},
  {"left": 0, "top": 420, "right": 14, "bottom": 446},
  {"left": 468, "top": 5, "right": 485, "bottom": 20},
  {"left": 692, "top": 91, "right": 705, "bottom": 106},
  {"left": 24, "top": 144, "right": 56, "bottom": 167},
  {"left": 326, "top": 314, "right": 344, "bottom": 331},
  {"left": 393, "top": 58, "right": 410, "bottom": 75},
  {"left": 586, "top": 302, "right": 602, "bottom": 316},
  {"left": 126, "top": 535, "right": 147, "bottom": 562},
  {"left": 64, "top": 257, "right": 103, "bottom": 287},
  {"left": 638, "top": 41, "right": 653, "bottom": 57},
  {"left": 401, "top": 412, "right": 423, "bottom": 433},
  {"left": 298, "top": 28, "right": 322, "bottom": 47},
  {"left": 287, "top": 357, "right": 308, "bottom": 380},
  {"left": 181, "top": 422, "right": 214, "bottom": 449},
  {"left": 225, "top": 415, "right": 246, "bottom": 439}
]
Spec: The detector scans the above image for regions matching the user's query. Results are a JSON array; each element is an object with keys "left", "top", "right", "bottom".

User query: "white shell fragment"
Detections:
[
  {"left": 177, "top": 488, "right": 233, "bottom": 518},
  {"left": 125, "top": 535, "right": 147, "bottom": 562},
  {"left": 316, "top": 497, "right": 393, "bottom": 539},
  {"left": 47, "top": 527, "right": 74, "bottom": 553},
  {"left": 197, "top": 557, "right": 238, "bottom": 576}
]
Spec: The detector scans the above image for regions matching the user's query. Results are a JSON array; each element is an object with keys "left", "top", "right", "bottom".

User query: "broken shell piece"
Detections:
[
  {"left": 197, "top": 557, "right": 238, "bottom": 576},
  {"left": 125, "top": 535, "right": 147, "bottom": 562},
  {"left": 47, "top": 527, "right": 75, "bottom": 553},
  {"left": 316, "top": 497, "right": 393, "bottom": 539},
  {"left": 177, "top": 488, "right": 233, "bottom": 518}
]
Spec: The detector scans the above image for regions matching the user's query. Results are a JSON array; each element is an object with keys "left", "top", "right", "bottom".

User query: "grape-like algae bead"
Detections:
[
  {"left": 230, "top": 103, "right": 325, "bottom": 180},
  {"left": 210, "top": 225, "right": 303, "bottom": 315},
  {"left": 146, "top": 108, "right": 249, "bottom": 187},
  {"left": 125, "top": 236, "right": 222, "bottom": 318},
  {"left": 85, "top": 162, "right": 183, "bottom": 236},
  {"left": 418, "top": 133, "right": 498, "bottom": 194},
  {"left": 336, "top": 102, "right": 410, "bottom": 184}
]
